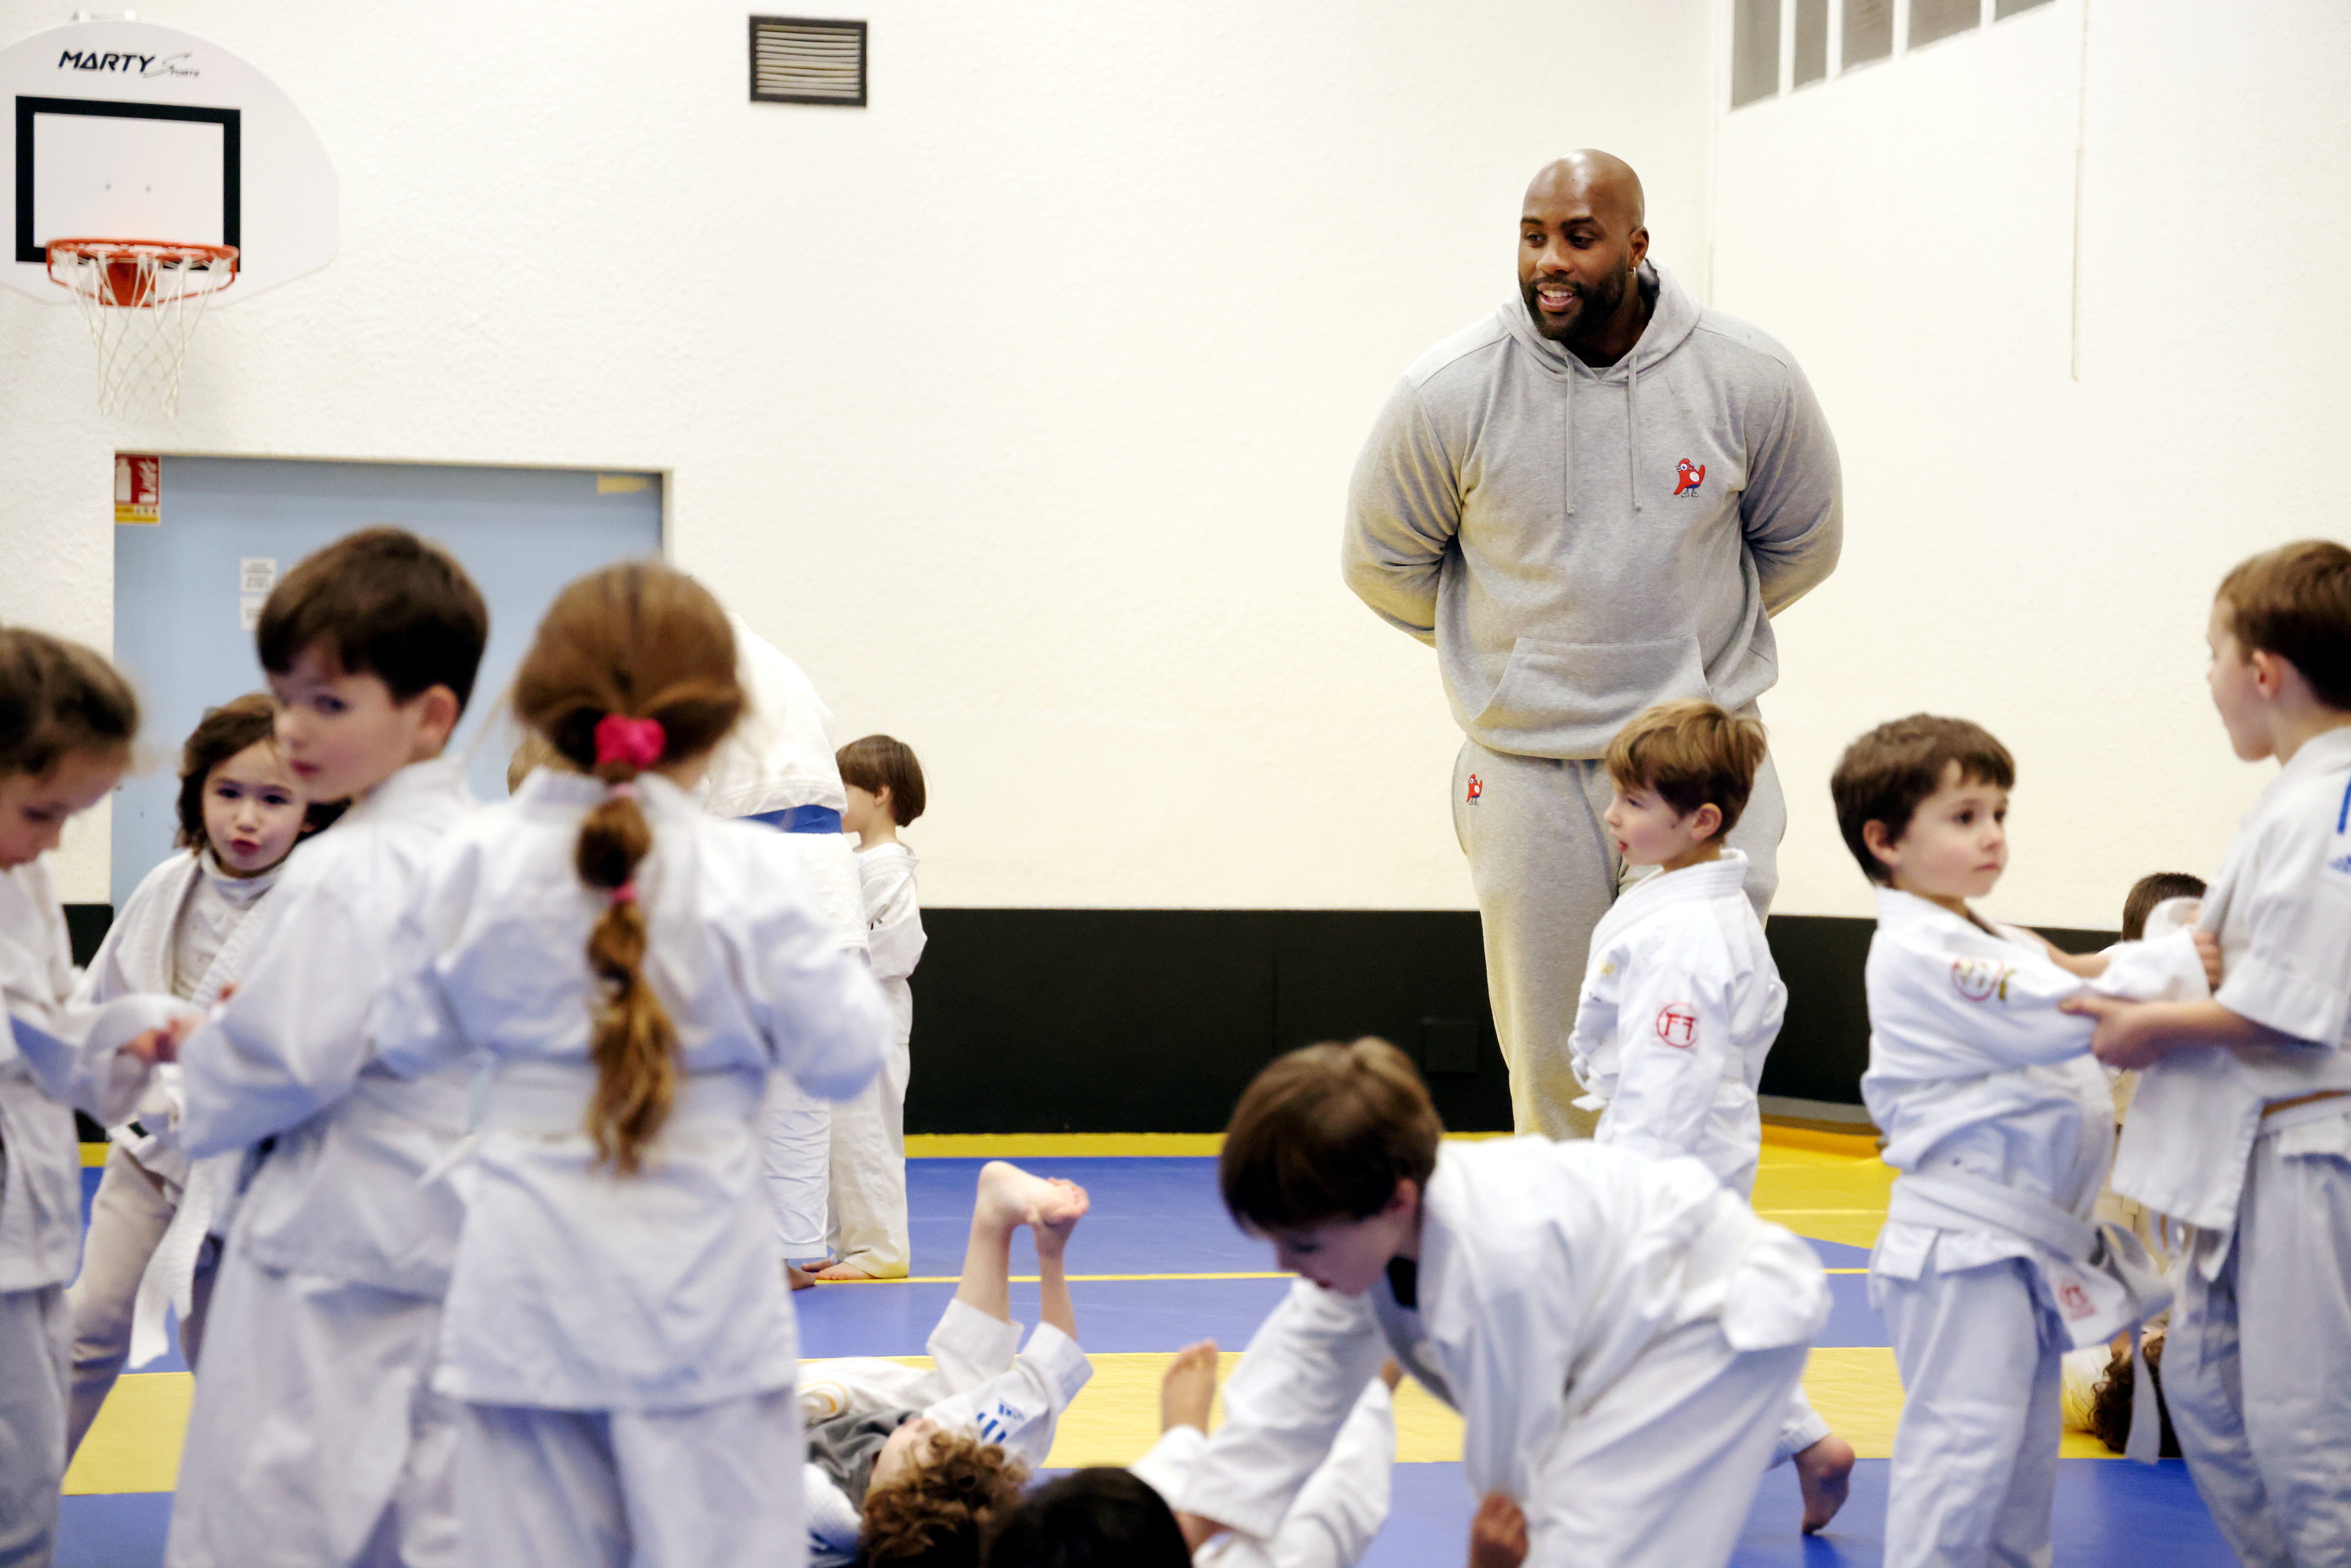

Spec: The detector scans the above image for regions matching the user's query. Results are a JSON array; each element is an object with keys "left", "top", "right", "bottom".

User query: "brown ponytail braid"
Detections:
[{"left": 511, "top": 563, "right": 745, "bottom": 1174}]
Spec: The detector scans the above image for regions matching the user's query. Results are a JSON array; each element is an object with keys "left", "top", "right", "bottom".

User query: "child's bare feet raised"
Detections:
[
  {"left": 1161, "top": 1340, "right": 1220, "bottom": 1434},
  {"left": 976, "top": 1160, "right": 1089, "bottom": 1251},
  {"left": 1793, "top": 1432, "right": 1855, "bottom": 1533}
]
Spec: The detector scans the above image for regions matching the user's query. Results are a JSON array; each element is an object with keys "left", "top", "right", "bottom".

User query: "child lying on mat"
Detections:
[{"left": 798, "top": 1159, "right": 1094, "bottom": 1567}]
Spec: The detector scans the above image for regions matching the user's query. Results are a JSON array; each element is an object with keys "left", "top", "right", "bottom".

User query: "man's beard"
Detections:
[{"left": 1523, "top": 263, "right": 1628, "bottom": 344}]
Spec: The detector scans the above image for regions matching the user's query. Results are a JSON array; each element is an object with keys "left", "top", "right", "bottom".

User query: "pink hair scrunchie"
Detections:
[{"left": 594, "top": 713, "right": 666, "bottom": 771}]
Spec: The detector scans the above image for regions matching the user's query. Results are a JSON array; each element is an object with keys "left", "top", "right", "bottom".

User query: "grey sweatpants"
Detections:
[{"left": 1452, "top": 739, "right": 1783, "bottom": 1139}]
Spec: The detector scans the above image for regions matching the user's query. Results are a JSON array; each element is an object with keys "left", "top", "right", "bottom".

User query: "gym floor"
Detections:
[{"left": 60, "top": 1128, "right": 2234, "bottom": 1567}]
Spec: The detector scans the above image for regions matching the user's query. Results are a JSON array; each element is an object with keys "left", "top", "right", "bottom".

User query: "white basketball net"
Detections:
[{"left": 47, "top": 241, "right": 239, "bottom": 418}]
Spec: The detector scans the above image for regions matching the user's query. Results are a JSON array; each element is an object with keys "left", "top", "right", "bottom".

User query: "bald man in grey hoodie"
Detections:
[{"left": 1344, "top": 152, "right": 1841, "bottom": 1141}]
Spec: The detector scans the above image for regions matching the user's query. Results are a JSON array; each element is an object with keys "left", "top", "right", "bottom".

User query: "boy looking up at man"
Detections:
[
  {"left": 2067, "top": 539, "right": 2351, "bottom": 1568},
  {"left": 165, "top": 527, "right": 488, "bottom": 1568},
  {"left": 1833, "top": 714, "right": 2214, "bottom": 1568},
  {"left": 1567, "top": 699, "right": 1854, "bottom": 1531}
]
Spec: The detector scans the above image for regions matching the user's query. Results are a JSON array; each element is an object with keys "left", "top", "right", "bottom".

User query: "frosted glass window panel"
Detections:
[
  {"left": 1844, "top": 0, "right": 1893, "bottom": 67},
  {"left": 1793, "top": 0, "right": 1829, "bottom": 85},
  {"left": 1996, "top": 0, "right": 2055, "bottom": 16},
  {"left": 1732, "top": 0, "right": 1781, "bottom": 107},
  {"left": 1910, "top": 0, "right": 1981, "bottom": 47}
]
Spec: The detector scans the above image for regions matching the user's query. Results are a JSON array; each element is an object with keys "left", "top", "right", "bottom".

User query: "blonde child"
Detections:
[
  {"left": 165, "top": 528, "right": 489, "bottom": 1568},
  {"left": 2069, "top": 539, "right": 2351, "bottom": 1568},
  {"left": 820, "top": 733, "right": 928, "bottom": 1282},
  {"left": 369, "top": 561, "right": 889, "bottom": 1568},
  {"left": 0, "top": 628, "right": 180, "bottom": 1565},
  {"left": 1832, "top": 715, "right": 2212, "bottom": 1568},
  {"left": 64, "top": 692, "right": 325, "bottom": 1456},
  {"left": 1566, "top": 699, "right": 1855, "bottom": 1531}
]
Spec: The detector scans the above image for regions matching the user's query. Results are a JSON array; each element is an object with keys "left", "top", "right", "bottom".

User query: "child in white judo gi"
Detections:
[
  {"left": 163, "top": 528, "right": 489, "bottom": 1568},
  {"left": 1172, "top": 1038, "right": 1830, "bottom": 1568},
  {"left": 1830, "top": 713, "right": 2213, "bottom": 1568},
  {"left": 799, "top": 1159, "right": 1093, "bottom": 1567},
  {"left": 820, "top": 733, "right": 928, "bottom": 1281},
  {"left": 701, "top": 615, "right": 878, "bottom": 1285},
  {"left": 64, "top": 693, "right": 326, "bottom": 1458},
  {"left": 369, "top": 560, "right": 891, "bottom": 1568},
  {"left": 990, "top": 1341, "right": 1399, "bottom": 1568},
  {"left": 2065, "top": 539, "right": 2351, "bottom": 1568},
  {"left": 0, "top": 629, "right": 182, "bottom": 1566},
  {"left": 1566, "top": 699, "right": 1855, "bottom": 1531}
]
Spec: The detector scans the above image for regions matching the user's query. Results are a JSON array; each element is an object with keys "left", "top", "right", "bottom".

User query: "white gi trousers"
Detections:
[
  {"left": 1136, "top": 1382, "right": 1396, "bottom": 1568},
  {"left": 0, "top": 1285, "right": 69, "bottom": 1568},
  {"left": 1523, "top": 1317, "right": 1804, "bottom": 1568},
  {"left": 759, "top": 1074, "right": 831, "bottom": 1259},
  {"left": 2162, "top": 1108, "right": 2351, "bottom": 1568},
  {"left": 1878, "top": 1256, "right": 2062, "bottom": 1568},
  {"left": 455, "top": 1387, "right": 805, "bottom": 1568},
  {"left": 825, "top": 1024, "right": 910, "bottom": 1277},
  {"left": 165, "top": 1253, "right": 458, "bottom": 1568},
  {"left": 64, "top": 1144, "right": 217, "bottom": 1457},
  {"left": 1452, "top": 741, "right": 1784, "bottom": 1140}
]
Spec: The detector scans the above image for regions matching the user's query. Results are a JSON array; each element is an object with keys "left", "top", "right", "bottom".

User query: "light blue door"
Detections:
[{"left": 110, "top": 457, "right": 663, "bottom": 910}]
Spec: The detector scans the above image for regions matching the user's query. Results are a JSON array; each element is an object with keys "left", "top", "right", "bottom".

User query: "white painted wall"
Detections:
[
  {"left": 0, "top": 0, "right": 1713, "bottom": 907},
  {"left": 1711, "top": 0, "right": 2351, "bottom": 926}
]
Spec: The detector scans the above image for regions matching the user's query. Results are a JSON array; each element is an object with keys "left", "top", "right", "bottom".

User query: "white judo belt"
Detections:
[{"left": 1888, "top": 1170, "right": 2172, "bottom": 1463}]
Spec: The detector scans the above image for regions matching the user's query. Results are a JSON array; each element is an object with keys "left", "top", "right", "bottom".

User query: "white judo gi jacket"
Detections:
[
  {"left": 71, "top": 848, "right": 280, "bottom": 1367},
  {"left": 1861, "top": 889, "right": 2201, "bottom": 1346},
  {"left": 2111, "top": 726, "right": 2351, "bottom": 1243},
  {"left": 1569, "top": 851, "right": 1783, "bottom": 1197},
  {"left": 371, "top": 767, "right": 890, "bottom": 1410},
  {"left": 176, "top": 756, "right": 478, "bottom": 1295},
  {"left": 1176, "top": 1138, "right": 1827, "bottom": 1540},
  {"left": 0, "top": 857, "right": 178, "bottom": 1291}
]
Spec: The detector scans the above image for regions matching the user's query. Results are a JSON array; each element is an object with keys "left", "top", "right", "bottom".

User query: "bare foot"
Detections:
[
  {"left": 1793, "top": 1433, "right": 1855, "bottom": 1533},
  {"left": 1031, "top": 1177, "right": 1089, "bottom": 1256},
  {"left": 814, "top": 1262, "right": 880, "bottom": 1282},
  {"left": 1379, "top": 1358, "right": 1404, "bottom": 1392},
  {"left": 976, "top": 1159, "right": 1065, "bottom": 1229},
  {"left": 1161, "top": 1340, "right": 1220, "bottom": 1433}
]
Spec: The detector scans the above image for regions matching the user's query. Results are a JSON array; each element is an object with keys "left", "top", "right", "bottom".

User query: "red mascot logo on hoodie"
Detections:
[{"left": 1673, "top": 459, "right": 1706, "bottom": 497}]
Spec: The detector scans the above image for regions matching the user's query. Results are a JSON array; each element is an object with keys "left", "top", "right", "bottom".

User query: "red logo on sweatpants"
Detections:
[
  {"left": 1466, "top": 774, "right": 1483, "bottom": 802},
  {"left": 1654, "top": 1004, "right": 1698, "bottom": 1048},
  {"left": 1673, "top": 459, "right": 1706, "bottom": 496}
]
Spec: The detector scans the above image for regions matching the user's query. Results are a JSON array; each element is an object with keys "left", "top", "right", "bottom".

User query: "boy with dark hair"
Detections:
[
  {"left": 2068, "top": 538, "right": 2351, "bottom": 1568},
  {"left": 1172, "top": 1039, "right": 1829, "bottom": 1568},
  {"left": 165, "top": 527, "right": 488, "bottom": 1568},
  {"left": 1570, "top": 700, "right": 1854, "bottom": 1531},
  {"left": 1833, "top": 714, "right": 2211, "bottom": 1568}
]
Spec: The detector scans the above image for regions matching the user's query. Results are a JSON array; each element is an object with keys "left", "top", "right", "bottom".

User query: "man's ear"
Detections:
[{"left": 1862, "top": 819, "right": 1902, "bottom": 874}]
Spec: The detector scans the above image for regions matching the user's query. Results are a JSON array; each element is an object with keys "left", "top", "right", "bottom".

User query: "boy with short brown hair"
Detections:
[
  {"left": 1573, "top": 700, "right": 1854, "bottom": 1530},
  {"left": 2070, "top": 538, "right": 2351, "bottom": 1568},
  {"left": 1176, "top": 1039, "right": 1829, "bottom": 1568},
  {"left": 166, "top": 526, "right": 488, "bottom": 1568}
]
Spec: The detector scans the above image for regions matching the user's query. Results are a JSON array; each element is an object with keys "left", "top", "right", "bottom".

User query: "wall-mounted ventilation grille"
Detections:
[
  {"left": 750, "top": 16, "right": 867, "bottom": 107},
  {"left": 1731, "top": 0, "right": 2054, "bottom": 110}
]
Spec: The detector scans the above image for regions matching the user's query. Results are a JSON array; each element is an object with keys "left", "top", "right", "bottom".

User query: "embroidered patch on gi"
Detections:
[
  {"left": 1673, "top": 459, "right": 1706, "bottom": 496},
  {"left": 2053, "top": 1279, "right": 2096, "bottom": 1320},
  {"left": 1654, "top": 1003, "right": 1698, "bottom": 1048},
  {"left": 1950, "top": 956, "right": 2011, "bottom": 1003},
  {"left": 1466, "top": 773, "right": 1483, "bottom": 802}
]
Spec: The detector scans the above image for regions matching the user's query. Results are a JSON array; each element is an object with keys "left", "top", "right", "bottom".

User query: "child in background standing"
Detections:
[
  {"left": 371, "top": 561, "right": 889, "bottom": 1568},
  {"left": 1566, "top": 699, "right": 1855, "bottom": 1532},
  {"left": 2070, "top": 539, "right": 2351, "bottom": 1568},
  {"left": 65, "top": 693, "right": 325, "bottom": 1458},
  {"left": 820, "top": 733, "right": 928, "bottom": 1282},
  {"left": 165, "top": 528, "right": 489, "bottom": 1568},
  {"left": 0, "top": 629, "right": 181, "bottom": 1566}
]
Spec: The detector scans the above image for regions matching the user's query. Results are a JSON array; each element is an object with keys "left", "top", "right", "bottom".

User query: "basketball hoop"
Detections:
[{"left": 47, "top": 239, "right": 239, "bottom": 417}]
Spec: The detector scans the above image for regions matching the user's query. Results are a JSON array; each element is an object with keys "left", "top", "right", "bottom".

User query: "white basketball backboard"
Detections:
[{"left": 0, "top": 19, "right": 336, "bottom": 304}]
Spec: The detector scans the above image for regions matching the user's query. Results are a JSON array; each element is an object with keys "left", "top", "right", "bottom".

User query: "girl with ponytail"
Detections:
[{"left": 370, "top": 561, "right": 890, "bottom": 1568}]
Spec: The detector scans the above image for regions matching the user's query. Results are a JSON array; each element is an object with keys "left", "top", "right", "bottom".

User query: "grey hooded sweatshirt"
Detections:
[{"left": 1342, "top": 262, "right": 1841, "bottom": 759}]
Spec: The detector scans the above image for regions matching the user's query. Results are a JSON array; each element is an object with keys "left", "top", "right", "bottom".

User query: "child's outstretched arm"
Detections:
[{"left": 2066, "top": 993, "right": 2303, "bottom": 1070}]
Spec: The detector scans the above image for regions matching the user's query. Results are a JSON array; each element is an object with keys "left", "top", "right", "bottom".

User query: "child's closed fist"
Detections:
[
  {"left": 2193, "top": 930, "right": 2224, "bottom": 991},
  {"left": 1468, "top": 1492, "right": 1527, "bottom": 1568}
]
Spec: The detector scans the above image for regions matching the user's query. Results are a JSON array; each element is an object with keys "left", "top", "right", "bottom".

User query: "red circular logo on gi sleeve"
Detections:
[
  {"left": 1949, "top": 957, "right": 2007, "bottom": 1002},
  {"left": 1654, "top": 1004, "right": 1699, "bottom": 1048}
]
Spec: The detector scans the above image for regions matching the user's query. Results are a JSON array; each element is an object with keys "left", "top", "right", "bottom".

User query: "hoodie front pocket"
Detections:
[{"left": 1469, "top": 635, "right": 1711, "bottom": 756}]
